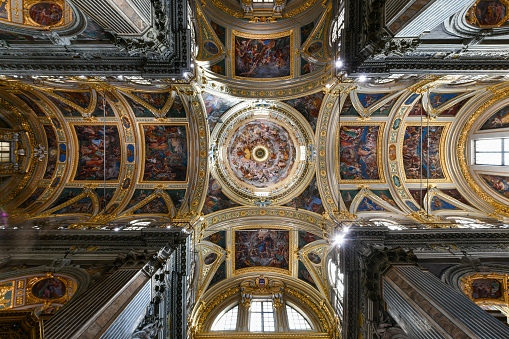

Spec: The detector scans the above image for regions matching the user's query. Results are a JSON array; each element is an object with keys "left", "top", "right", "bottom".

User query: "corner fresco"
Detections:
[
  {"left": 403, "top": 126, "right": 444, "bottom": 180},
  {"left": 371, "top": 98, "right": 398, "bottom": 117},
  {"left": 43, "top": 125, "right": 58, "bottom": 179},
  {"left": 341, "top": 190, "right": 359, "bottom": 210},
  {"left": 210, "top": 59, "right": 226, "bottom": 76},
  {"left": 357, "top": 93, "right": 389, "bottom": 108},
  {"left": 283, "top": 92, "right": 323, "bottom": 131},
  {"left": 124, "top": 96, "right": 153, "bottom": 117},
  {"left": 202, "top": 178, "right": 239, "bottom": 215},
  {"left": 480, "top": 174, "right": 509, "bottom": 199},
  {"left": 234, "top": 33, "right": 291, "bottom": 78},
  {"left": 49, "top": 188, "right": 83, "bottom": 209},
  {"left": 132, "top": 91, "right": 170, "bottom": 110},
  {"left": 49, "top": 96, "right": 82, "bottom": 117},
  {"left": 167, "top": 94, "right": 186, "bottom": 118},
  {"left": 234, "top": 229, "right": 289, "bottom": 270},
  {"left": 15, "top": 93, "right": 45, "bottom": 116},
  {"left": 53, "top": 91, "right": 91, "bottom": 110},
  {"left": 285, "top": 176, "right": 324, "bottom": 214},
  {"left": 341, "top": 95, "right": 359, "bottom": 116},
  {"left": 301, "top": 58, "right": 319, "bottom": 75},
  {"left": 142, "top": 125, "right": 187, "bottom": 182},
  {"left": 74, "top": 125, "right": 121, "bottom": 181},
  {"left": 428, "top": 92, "right": 462, "bottom": 109},
  {"left": 53, "top": 197, "right": 94, "bottom": 214},
  {"left": 440, "top": 188, "right": 472, "bottom": 206},
  {"left": 202, "top": 92, "right": 241, "bottom": 129},
  {"left": 210, "top": 21, "right": 226, "bottom": 46},
  {"left": 208, "top": 261, "right": 226, "bottom": 290},
  {"left": 298, "top": 231, "right": 322, "bottom": 249},
  {"left": 409, "top": 99, "right": 426, "bottom": 116},
  {"left": 166, "top": 189, "right": 186, "bottom": 210},
  {"left": 298, "top": 261, "right": 316, "bottom": 289},
  {"left": 430, "top": 196, "right": 459, "bottom": 211},
  {"left": 126, "top": 189, "right": 154, "bottom": 210},
  {"left": 17, "top": 187, "right": 45, "bottom": 209},
  {"left": 339, "top": 126, "right": 380, "bottom": 180},
  {"left": 439, "top": 98, "right": 469, "bottom": 117},
  {"left": 371, "top": 189, "right": 397, "bottom": 208},
  {"left": 300, "top": 22, "right": 315, "bottom": 44},
  {"left": 92, "top": 93, "right": 115, "bottom": 117},
  {"left": 133, "top": 197, "right": 169, "bottom": 214},
  {"left": 96, "top": 188, "right": 115, "bottom": 210},
  {"left": 357, "top": 197, "right": 387, "bottom": 212},
  {"left": 204, "top": 231, "right": 226, "bottom": 249},
  {"left": 480, "top": 105, "right": 509, "bottom": 130}
]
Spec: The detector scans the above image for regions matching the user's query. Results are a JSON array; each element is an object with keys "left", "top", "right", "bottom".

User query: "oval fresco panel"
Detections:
[
  {"left": 32, "top": 278, "right": 66, "bottom": 299},
  {"left": 308, "top": 41, "right": 322, "bottom": 54},
  {"left": 307, "top": 252, "right": 321, "bottom": 264},
  {"left": 204, "top": 41, "right": 219, "bottom": 55},
  {"left": 29, "top": 3, "right": 63, "bottom": 26},
  {"left": 204, "top": 253, "right": 218, "bottom": 265}
]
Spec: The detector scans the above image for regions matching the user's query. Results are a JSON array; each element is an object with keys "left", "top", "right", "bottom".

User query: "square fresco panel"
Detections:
[
  {"left": 143, "top": 125, "right": 187, "bottom": 181},
  {"left": 235, "top": 229, "right": 289, "bottom": 270},
  {"left": 74, "top": 125, "right": 121, "bottom": 181},
  {"left": 403, "top": 126, "right": 444, "bottom": 180},
  {"left": 234, "top": 34, "right": 291, "bottom": 78},
  {"left": 340, "top": 126, "right": 380, "bottom": 180},
  {"left": 472, "top": 278, "right": 503, "bottom": 299}
]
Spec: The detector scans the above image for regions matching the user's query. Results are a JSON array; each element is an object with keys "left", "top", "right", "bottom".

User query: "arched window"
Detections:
[
  {"left": 473, "top": 138, "right": 509, "bottom": 166},
  {"left": 0, "top": 141, "right": 11, "bottom": 163},
  {"left": 249, "top": 300, "right": 275, "bottom": 332},
  {"left": 211, "top": 305, "right": 239, "bottom": 331},
  {"left": 286, "top": 304, "right": 312, "bottom": 330}
]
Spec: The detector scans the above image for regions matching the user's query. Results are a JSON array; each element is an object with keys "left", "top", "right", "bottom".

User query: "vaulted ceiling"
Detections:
[{"left": 1, "top": 0, "right": 509, "bottom": 334}]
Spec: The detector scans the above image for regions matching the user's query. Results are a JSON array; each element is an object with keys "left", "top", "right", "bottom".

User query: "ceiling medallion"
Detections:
[{"left": 211, "top": 102, "right": 314, "bottom": 206}]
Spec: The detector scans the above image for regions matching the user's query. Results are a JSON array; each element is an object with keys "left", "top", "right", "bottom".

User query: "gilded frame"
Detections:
[
  {"left": 68, "top": 122, "right": 123, "bottom": 184},
  {"left": 335, "top": 121, "right": 386, "bottom": 184},
  {"left": 462, "top": 273, "right": 509, "bottom": 306},
  {"left": 399, "top": 121, "right": 452, "bottom": 183},
  {"left": 231, "top": 29, "right": 294, "bottom": 81},
  {"left": 138, "top": 122, "right": 190, "bottom": 184},
  {"left": 231, "top": 225, "right": 294, "bottom": 277}
]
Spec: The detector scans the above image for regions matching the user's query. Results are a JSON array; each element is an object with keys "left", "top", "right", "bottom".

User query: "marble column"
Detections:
[{"left": 383, "top": 265, "right": 509, "bottom": 339}]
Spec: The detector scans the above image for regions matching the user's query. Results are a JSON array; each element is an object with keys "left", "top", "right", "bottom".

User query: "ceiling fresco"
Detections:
[{"left": 2, "top": 1, "right": 509, "bottom": 335}]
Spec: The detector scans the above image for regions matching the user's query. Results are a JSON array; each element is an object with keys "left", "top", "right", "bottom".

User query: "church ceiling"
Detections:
[{"left": 1, "top": 1, "right": 509, "bottom": 332}]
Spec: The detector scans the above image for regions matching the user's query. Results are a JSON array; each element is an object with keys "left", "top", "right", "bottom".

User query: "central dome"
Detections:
[
  {"left": 228, "top": 119, "right": 295, "bottom": 188},
  {"left": 210, "top": 101, "right": 314, "bottom": 206}
]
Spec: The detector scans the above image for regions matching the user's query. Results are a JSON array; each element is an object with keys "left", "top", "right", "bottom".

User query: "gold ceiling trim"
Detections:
[
  {"left": 230, "top": 29, "right": 294, "bottom": 82},
  {"left": 0, "top": 99, "right": 37, "bottom": 207},
  {"left": 205, "top": 0, "right": 322, "bottom": 19},
  {"left": 457, "top": 86, "right": 509, "bottom": 217}
]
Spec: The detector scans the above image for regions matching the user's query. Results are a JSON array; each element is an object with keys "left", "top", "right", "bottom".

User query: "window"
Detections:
[
  {"left": 0, "top": 141, "right": 10, "bottom": 163},
  {"left": 474, "top": 138, "right": 509, "bottom": 166},
  {"left": 253, "top": 0, "right": 273, "bottom": 2},
  {"left": 211, "top": 305, "right": 238, "bottom": 331},
  {"left": 286, "top": 305, "right": 311, "bottom": 330},
  {"left": 250, "top": 301, "right": 275, "bottom": 332}
]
